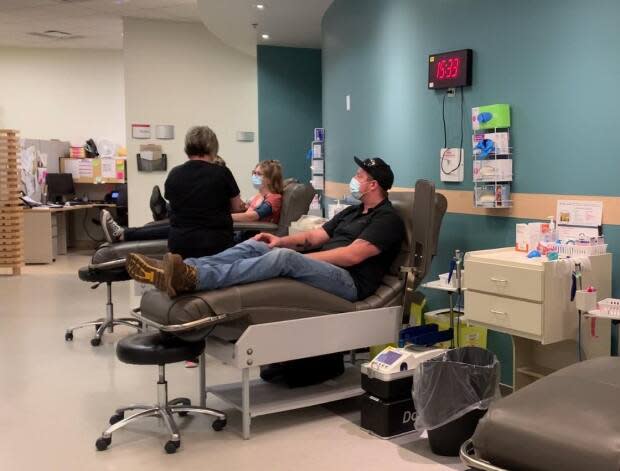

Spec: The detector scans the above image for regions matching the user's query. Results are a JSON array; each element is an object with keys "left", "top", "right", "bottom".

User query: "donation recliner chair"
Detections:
[
  {"left": 133, "top": 180, "right": 447, "bottom": 439},
  {"left": 68, "top": 182, "right": 315, "bottom": 346},
  {"left": 460, "top": 356, "right": 620, "bottom": 471}
]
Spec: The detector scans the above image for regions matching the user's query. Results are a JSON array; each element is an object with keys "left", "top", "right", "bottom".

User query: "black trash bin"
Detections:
[{"left": 413, "top": 347, "right": 500, "bottom": 456}]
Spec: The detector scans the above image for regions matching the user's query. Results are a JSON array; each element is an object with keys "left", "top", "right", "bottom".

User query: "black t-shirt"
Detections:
[
  {"left": 321, "top": 199, "right": 405, "bottom": 300},
  {"left": 164, "top": 160, "right": 240, "bottom": 258}
]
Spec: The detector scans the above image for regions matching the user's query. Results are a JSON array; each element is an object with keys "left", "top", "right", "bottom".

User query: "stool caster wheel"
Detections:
[
  {"left": 65, "top": 332, "right": 73, "bottom": 341},
  {"left": 212, "top": 419, "right": 227, "bottom": 431},
  {"left": 95, "top": 436, "right": 111, "bottom": 451},
  {"left": 91, "top": 338, "right": 101, "bottom": 347},
  {"left": 164, "top": 440, "right": 180, "bottom": 454},
  {"left": 109, "top": 413, "right": 124, "bottom": 425}
]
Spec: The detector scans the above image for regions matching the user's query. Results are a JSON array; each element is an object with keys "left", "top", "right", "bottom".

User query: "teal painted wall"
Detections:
[
  {"left": 323, "top": 0, "right": 620, "bottom": 194},
  {"left": 257, "top": 45, "right": 322, "bottom": 183},
  {"left": 322, "top": 0, "right": 620, "bottom": 385}
]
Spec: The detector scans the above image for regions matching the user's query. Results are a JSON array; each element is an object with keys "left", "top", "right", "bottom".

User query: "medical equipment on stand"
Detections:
[
  {"left": 448, "top": 250, "right": 464, "bottom": 348},
  {"left": 415, "top": 249, "right": 466, "bottom": 348},
  {"left": 367, "top": 346, "right": 446, "bottom": 375},
  {"left": 571, "top": 262, "right": 586, "bottom": 361},
  {"left": 360, "top": 346, "right": 445, "bottom": 438}
]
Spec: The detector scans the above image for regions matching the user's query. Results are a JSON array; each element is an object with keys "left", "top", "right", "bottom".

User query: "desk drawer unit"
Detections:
[
  {"left": 465, "top": 260, "right": 543, "bottom": 302},
  {"left": 465, "top": 291, "right": 542, "bottom": 337}
]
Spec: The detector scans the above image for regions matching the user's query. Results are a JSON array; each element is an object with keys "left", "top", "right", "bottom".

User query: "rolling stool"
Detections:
[
  {"left": 95, "top": 332, "right": 227, "bottom": 454},
  {"left": 66, "top": 264, "right": 142, "bottom": 346}
]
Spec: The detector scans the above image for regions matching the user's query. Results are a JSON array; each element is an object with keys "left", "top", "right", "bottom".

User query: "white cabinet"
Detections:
[
  {"left": 464, "top": 247, "right": 612, "bottom": 389},
  {"left": 466, "top": 292, "right": 542, "bottom": 337}
]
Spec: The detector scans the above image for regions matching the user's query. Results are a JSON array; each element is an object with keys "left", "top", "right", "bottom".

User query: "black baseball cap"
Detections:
[{"left": 353, "top": 156, "right": 394, "bottom": 191}]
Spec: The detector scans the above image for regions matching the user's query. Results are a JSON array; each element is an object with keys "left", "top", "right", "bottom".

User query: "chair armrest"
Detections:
[
  {"left": 89, "top": 258, "right": 126, "bottom": 270},
  {"left": 233, "top": 221, "right": 278, "bottom": 233}
]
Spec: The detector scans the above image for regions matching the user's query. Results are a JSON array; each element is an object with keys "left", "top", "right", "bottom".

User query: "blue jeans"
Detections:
[{"left": 184, "top": 239, "right": 358, "bottom": 301}]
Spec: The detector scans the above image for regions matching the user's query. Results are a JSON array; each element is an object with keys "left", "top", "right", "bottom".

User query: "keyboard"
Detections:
[{"left": 66, "top": 200, "right": 91, "bottom": 206}]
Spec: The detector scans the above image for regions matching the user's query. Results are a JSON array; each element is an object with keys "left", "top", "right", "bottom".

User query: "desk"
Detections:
[
  {"left": 464, "top": 247, "right": 612, "bottom": 390},
  {"left": 23, "top": 204, "right": 115, "bottom": 264}
]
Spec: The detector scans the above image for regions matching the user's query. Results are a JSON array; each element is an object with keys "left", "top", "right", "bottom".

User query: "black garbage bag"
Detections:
[{"left": 413, "top": 347, "right": 500, "bottom": 431}]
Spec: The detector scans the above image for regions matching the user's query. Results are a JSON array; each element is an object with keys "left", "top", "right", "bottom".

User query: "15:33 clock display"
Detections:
[{"left": 428, "top": 49, "right": 473, "bottom": 89}]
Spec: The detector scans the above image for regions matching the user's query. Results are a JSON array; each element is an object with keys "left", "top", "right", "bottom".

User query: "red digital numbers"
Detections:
[{"left": 436, "top": 57, "right": 460, "bottom": 80}]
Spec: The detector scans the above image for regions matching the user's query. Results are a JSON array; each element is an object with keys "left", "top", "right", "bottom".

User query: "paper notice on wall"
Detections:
[
  {"left": 557, "top": 225, "right": 599, "bottom": 241},
  {"left": 311, "top": 159, "right": 324, "bottom": 174},
  {"left": 312, "top": 143, "right": 323, "bottom": 159},
  {"left": 116, "top": 160, "right": 125, "bottom": 180},
  {"left": 63, "top": 159, "right": 80, "bottom": 179},
  {"left": 37, "top": 168, "right": 47, "bottom": 185},
  {"left": 311, "top": 177, "right": 324, "bottom": 190},
  {"left": 21, "top": 146, "right": 36, "bottom": 174},
  {"left": 556, "top": 200, "right": 603, "bottom": 228},
  {"left": 140, "top": 151, "right": 154, "bottom": 161},
  {"left": 78, "top": 160, "right": 93, "bottom": 178},
  {"left": 101, "top": 159, "right": 116, "bottom": 179}
]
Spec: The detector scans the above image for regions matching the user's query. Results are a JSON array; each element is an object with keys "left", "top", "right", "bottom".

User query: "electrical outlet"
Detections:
[
  {"left": 440, "top": 148, "right": 464, "bottom": 182},
  {"left": 447, "top": 88, "right": 456, "bottom": 97}
]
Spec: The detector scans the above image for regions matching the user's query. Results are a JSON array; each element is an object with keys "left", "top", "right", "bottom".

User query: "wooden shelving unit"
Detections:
[{"left": 0, "top": 129, "right": 24, "bottom": 275}]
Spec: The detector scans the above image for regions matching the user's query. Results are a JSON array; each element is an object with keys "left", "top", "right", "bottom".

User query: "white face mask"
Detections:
[
  {"left": 251, "top": 174, "right": 263, "bottom": 189},
  {"left": 349, "top": 177, "right": 363, "bottom": 200}
]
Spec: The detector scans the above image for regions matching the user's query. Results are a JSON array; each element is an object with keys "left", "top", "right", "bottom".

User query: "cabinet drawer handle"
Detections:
[
  {"left": 490, "top": 309, "right": 507, "bottom": 316},
  {"left": 490, "top": 277, "right": 508, "bottom": 284}
]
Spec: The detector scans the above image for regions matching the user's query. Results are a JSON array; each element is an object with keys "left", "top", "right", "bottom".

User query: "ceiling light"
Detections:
[
  {"left": 256, "top": 4, "right": 265, "bottom": 10},
  {"left": 261, "top": 33, "right": 270, "bottom": 40}
]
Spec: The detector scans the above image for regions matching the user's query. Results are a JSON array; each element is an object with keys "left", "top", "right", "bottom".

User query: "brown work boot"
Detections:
[
  {"left": 162, "top": 253, "right": 198, "bottom": 297},
  {"left": 126, "top": 253, "right": 165, "bottom": 289}
]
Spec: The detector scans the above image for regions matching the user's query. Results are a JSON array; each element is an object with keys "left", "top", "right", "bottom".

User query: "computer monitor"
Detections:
[{"left": 46, "top": 173, "right": 75, "bottom": 203}]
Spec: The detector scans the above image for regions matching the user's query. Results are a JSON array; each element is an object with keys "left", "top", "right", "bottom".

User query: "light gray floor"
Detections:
[{"left": 0, "top": 253, "right": 465, "bottom": 471}]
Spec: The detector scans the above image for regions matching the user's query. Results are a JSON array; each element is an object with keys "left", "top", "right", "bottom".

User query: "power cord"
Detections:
[
  {"left": 82, "top": 208, "right": 105, "bottom": 243},
  {"left": 440, "top": 87, "right": 465, "bottom": 176}
]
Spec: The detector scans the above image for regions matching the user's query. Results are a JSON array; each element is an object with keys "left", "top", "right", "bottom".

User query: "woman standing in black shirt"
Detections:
[{"left": 164, "top": 126, "right": 244, "bottom": 259}]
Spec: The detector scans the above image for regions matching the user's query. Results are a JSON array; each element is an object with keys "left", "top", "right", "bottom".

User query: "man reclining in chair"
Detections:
[{"left": 126, "top": 157, "right": 405, "bottom": 302}]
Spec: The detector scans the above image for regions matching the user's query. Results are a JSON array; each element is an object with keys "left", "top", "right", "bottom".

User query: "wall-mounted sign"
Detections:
[
  {"left": 155, "top": 125, "right": 174, "bottom": 140},
  {"left": 131, "top": 124, "right": 151, "bottom": 139},
  {"left": 236, "top": 131, "right": 254, "bottom": 142}
]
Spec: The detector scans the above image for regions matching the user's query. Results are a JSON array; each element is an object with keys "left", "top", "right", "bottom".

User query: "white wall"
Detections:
[
  {"left": 124, "top": 18, "right": 259, "bottom": 226},
  {"left": 0, "top": 47, "right": 125, "bottom": 146}
]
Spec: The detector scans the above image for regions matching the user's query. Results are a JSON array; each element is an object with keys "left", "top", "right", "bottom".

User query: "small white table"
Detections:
[{"left": 422, "top": 279, "right": 467, "bottom": 348}]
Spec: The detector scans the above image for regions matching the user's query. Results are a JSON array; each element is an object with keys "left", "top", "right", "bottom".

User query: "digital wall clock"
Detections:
[{"left": 428, "top": 49, "right": 473, "bottom": 89}]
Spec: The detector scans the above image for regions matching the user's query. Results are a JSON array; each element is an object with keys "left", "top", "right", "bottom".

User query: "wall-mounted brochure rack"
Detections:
[
  {"left": 472, "top": 127, "right": 512, "bottom": 208},
  {"left": 472, "top": 104, "right": 512, "bottom": 208},
  {"left": 309, "top": 128, "right": 325, "bottom": 216}
]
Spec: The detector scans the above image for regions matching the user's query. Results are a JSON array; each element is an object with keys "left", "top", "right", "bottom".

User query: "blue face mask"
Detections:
[
  {"left": 349, "top": 177, "right": 362, "bottom": 200},
  {"left": 251, "top": 174, "right": 263, "bottom": 189}
]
